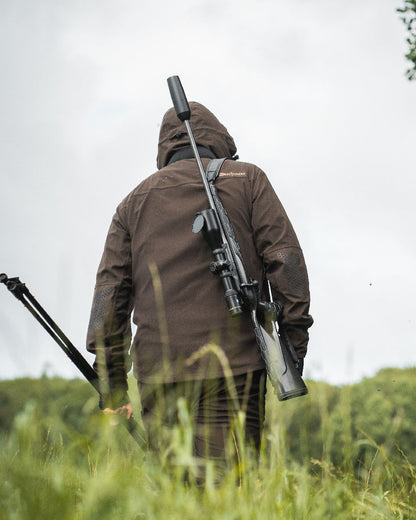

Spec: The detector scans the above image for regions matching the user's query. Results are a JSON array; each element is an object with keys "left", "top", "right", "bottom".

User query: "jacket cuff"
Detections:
[{"left": 284, "top": 325, "right": 309, "bottom": 358}]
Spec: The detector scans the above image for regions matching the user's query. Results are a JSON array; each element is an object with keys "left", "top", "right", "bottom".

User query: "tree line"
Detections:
[{"left": 0, "top": 367, "right": 415, "bottom": 473}]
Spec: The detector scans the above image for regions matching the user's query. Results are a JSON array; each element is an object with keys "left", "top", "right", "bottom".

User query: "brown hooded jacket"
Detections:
[{"left": 87, "top": 102, "right": 313, "bottom": 401}]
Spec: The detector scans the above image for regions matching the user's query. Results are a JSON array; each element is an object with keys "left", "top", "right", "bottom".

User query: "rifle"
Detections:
[
  {"left": 167, "top": 76, "right": 308, "bottom": 400},
  {"left": 0, "top": 273, "right": 146, "bottom": 448}
]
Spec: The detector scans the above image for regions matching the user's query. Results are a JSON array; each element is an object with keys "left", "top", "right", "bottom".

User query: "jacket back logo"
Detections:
[{"left": 219, "top": 172, "right": 247, "bottom": 178}]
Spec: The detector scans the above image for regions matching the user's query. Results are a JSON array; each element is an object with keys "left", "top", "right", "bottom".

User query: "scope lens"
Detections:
[{"left": 225, "top": 292, "right": 243, "bottom": 316}]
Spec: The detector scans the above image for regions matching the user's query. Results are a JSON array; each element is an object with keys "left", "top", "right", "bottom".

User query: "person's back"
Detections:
[{"left": 86, "top": 100, "right": 313, "bottom": 479}]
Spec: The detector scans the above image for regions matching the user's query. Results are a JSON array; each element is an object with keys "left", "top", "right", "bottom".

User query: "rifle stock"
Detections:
[
  {"left": 252, "top": 310, "right": 307, "bottom": 400},
  {"left": 166, "top": 76, "right": 308, "bottom": 401}
]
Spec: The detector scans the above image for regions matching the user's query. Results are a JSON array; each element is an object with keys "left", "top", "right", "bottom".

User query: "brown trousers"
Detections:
[{"left": 139, "top": 369, "right": 267, "bottom": 472}]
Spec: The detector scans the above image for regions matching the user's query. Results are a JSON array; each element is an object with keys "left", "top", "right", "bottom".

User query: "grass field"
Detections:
[{"left": 0, "top": 374, "right": 415, "bottom": 519}]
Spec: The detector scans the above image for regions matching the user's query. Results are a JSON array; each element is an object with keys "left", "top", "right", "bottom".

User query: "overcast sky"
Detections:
[{"left": 1, "top": 0, "right": 415, "bottom": 386}]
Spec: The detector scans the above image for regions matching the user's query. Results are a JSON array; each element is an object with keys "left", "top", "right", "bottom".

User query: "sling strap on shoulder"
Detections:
[
  {"left": 205, "top": 158, "right": 246, "bottom": 260},
  {"left": 206, "top": 158, "right": 226, "bottom": 183}
]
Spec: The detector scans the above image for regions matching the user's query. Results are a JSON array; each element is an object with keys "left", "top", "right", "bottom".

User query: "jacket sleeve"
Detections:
[
  {"left": 86, "top": 203, "right": 133, "bottom": 408},
  {"left": 250, "top": 169, "right": 313, "bottom": 358}
]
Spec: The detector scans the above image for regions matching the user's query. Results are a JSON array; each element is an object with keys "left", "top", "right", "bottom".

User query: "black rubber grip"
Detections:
[{"left": 167, "top": 75, "right": 191, "bottom": 121}]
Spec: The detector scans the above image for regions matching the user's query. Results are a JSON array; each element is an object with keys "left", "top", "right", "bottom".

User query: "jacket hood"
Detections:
[{"left": 157, "top": 101, "right": 237, "bottom": 169}]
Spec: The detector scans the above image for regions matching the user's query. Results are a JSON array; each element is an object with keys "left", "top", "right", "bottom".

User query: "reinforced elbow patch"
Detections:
[
  {"left": 87, "top": 286, "right": 113, "bottom": 338},
  {"left": 273, "top": 250, "right": 309, "bottom": 298}
]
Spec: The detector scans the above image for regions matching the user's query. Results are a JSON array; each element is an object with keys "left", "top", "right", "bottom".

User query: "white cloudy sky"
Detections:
[{"left": 1, "top": 0, "right": 415, "bottom": 386}]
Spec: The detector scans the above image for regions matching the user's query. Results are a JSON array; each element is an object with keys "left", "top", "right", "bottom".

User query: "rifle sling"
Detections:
[{"left": 206, "top": 159, "right": 247, "bottom": 271}]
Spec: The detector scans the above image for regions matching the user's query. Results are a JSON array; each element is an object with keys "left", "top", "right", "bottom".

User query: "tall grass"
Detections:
[{"left": 1, "top": 379, "right": 415, "bottom": 520}]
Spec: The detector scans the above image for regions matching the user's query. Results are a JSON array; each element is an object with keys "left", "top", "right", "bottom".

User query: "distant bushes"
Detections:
[
  {"left": 0, "top": 376, "right": 97, "bottom": 439},
  {"left": 267, "top": 368, "right": 416, "bottom": 473},
  {"left": 0, "top": 368, "right": 415, "bottom": 472}
]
